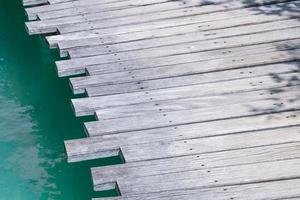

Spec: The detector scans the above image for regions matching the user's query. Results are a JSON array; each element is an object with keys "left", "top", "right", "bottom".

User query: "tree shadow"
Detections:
[
  {"left": 241, "top": 0, "right": 300, "bottom": 17},
  {"left": 236, "top": 0, "right": 300, "bottom": 116},
  {"left": 245, "top": 42, "right": 300, "bottom": 116}
]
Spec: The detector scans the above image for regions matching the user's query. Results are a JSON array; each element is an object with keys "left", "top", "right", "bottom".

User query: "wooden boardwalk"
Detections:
[{"left": 22, "top": 0, "right": 300, "bottom": 199}]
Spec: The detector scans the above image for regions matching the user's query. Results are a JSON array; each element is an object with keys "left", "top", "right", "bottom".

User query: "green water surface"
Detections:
[{"left": 0, "top": 1, "right": 120, "bottom": 199}]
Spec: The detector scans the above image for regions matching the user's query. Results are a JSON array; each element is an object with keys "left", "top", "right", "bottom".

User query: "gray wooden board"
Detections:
[
  {"left": 56, "top": 4, "right": 300, "bottom": 55},
  {"left": 68, "top": 42, "right": 299, "bottom": 94},
  {"left": 46, "top": 2, "right": 300, "bottom": 48},
  {"left": 55, "top": 27, "right": 300, "bottom": 77},
  {"left": 25, "top": 0, "right": 70, "bottom": 5},
  {"left": 36, "top": 0, "right": 286, "bottom": 21},
  {"left": 92, "top": 158, "right": 300, "bottom": 195},
  {"left": 118, "top": 126, "right": 300, "bottom": 166},
  {"left": 26, "top": 0, "right": 168, "bottom": 20},
  {"left": 91, "top": 138, "right": 300, "bottom": 185},
  {"left": 83, "top": 90, "right": 300, "bottom": 136},
  {"left": 84, "top": 40, "right": 300, "bottom": 75},
  {"left": 56, "top": 7, "right": 299, "bottom": 56},
  {"left": 92, "top": 178, "right": 300, "bottom": 200},
  {"left": 26, "top": 0, "right": 234, "bottom": 33},
  {"left": 25, "top": 0, "right": 294, "bottom": 20},
  {"left": 22, "top": 0, "right": 48, "bottom": 7},
  {"left": 83, "top": 61, "right": 300, "bottom": 96},
  {"left": 47, "top": 0, "right": 81, "bottom": 4},
  {"left": 55, "top": 0, "right": 297, "bottom": 34},
  {"left": 27, "top": 0, "right": 170, "bottom": 15},
  {"left": 38, "top": 0, "right": 174, "bottom": 20},
  {"left": 36, "top": 0, "right": 182, "bottom": 21},
  {"left": 92, "top": 84, "right": 300, "bottom": 120},
  {"left": 59, "top": 16, "right": 299, "bottom": 58},
  {"left": 56, "top": 26, "right": 300, "bottom": 67},
  {"left": 71, "top": 69, "right": 300, "bottom": 116},
  {"left": 26, "top": 0, "right": 295, "bottom": 35},
  {"left": 66, "top": 18, "right": 300, "bottom": 58},
  {"left": 64, "top": 110, "right": 300, "bottom": 162}
]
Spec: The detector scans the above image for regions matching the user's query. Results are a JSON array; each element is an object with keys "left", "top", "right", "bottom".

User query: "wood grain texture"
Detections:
[
  {"left": 65, "top": 112, "right": 300, "bottom": 162},
  {"left": 92, "top": 178, "right": 300, "bottom": 200},
  {"left": 93, "top": 158, "right": 300, "bottom": 195},
  {"left": 72, "top": 71, "right": 300, "bottom": 117},
  {"left": 56, "top": 28, "right": 300, "bottom": 77},
  {"left": 22, "top": 0, "right": 300, "bottom": 199}
]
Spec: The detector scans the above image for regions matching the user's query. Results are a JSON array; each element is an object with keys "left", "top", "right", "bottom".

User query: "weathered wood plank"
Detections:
[
  {"left": 72, "top": 71, "right": 300, "bottom": 116},
  {"left": 66, "top": 18, "right": 300, "bottom": 59},
  {"left": 82, "top": 61, "right": 299, "bottom": 96},
  {"left": 85, "top": 47, "right": 300, "bottom": 77},
  {"left": 84, "top": 93, "right": 300, "bottom": 136},
  {"left": 57, "top": 7, "right": 299, "bottom": 56},
  {"left": 25, "top": 0, "right": 177, "bottom": 20},
  {"left": 92, "top": 158, "right": 300, "bottom": 195},
  {"left": 37, "top": 0, "right": 176, "bottom": 20},
  {"left": 36, "top": 0, "right": 292, "bottom": 21},
  {"left": 47, "top": 0, "right": 74, "bottom": 4},
  {"left": 55, "top": 27, "right": 300, "bottom": 76},
  {"left": 47, "top": 1, "right": 300, "bottom": 48},
  {"left": 57, "top": 3, "right": 300, "bottom": 56},
  {"left": 26, "top": 0, "right": 233, "bottom": 34},
  {"left": 93, "top": 84, "right": 300, "bottom": 120},
  {"left": 56, "top": 0, "right": 298, "bottom": 34},
  {"left": 65, "top": 111, "right": 300, "bottom": 162},
  {"left": 22, "top": 0, "right": 48, "bottom": 7},
  {"left": 68, "top": 42, "right": 299, "bottom": 94},
  {"left": 92, "top": 141, "right": 300, "bottom": 181},
  {"left": 56, "top": 26, "right": 300, "bottom": 67},
  {"left": 92, "top": 178, "right": 300, "bottom": 200}
]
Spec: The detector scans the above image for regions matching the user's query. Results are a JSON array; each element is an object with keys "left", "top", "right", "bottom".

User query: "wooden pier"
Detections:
[{"left": 23, "top": 0, "right": 300, "bottom": 199}]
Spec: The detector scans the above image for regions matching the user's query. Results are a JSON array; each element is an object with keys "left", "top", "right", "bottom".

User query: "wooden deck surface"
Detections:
[{"left": 22, "top": 0, "right": 300, "bottom": 199}]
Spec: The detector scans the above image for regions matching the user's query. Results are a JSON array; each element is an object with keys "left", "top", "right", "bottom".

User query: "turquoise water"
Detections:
[{"left": 0, "top": 1, "right": 120, "bottom": 199}]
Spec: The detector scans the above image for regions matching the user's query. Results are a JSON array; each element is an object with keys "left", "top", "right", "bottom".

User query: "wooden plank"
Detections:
[
  {"left": 58, "top": 0, "right": 298, "bottom": 34},
  {"left": 92, "top": 141, "right": 300, "bottom": 180},
  {"left": 71, "top": 71, "right": 300, "bottom": 116},
  {"left": 46, "top": 0, "right": 127, "bottom": 6},
  {"left": 92, "top": 84, "right": 300, "bottom": 120},
  {"left": 25, "top": 0, "right": 173, "bottom": 20},
  {"left": 36, "top": 0, "right": 285, "bottom": 21},
  {"left": 47, "top": 0, "right": 74, "bottom": 4},
  {"left": 56, "top": 0, "right": 297, "bottom": 34},
  {"left": 68, "top": 44, "right": 299, "bottom": 94},
  {"left": 55, "top": 28, "right": 300, "bottom": 76},
  {"left": 82, "top": 61, "right": 299, "bottom": 96},
  {"left": 47, "top": 2, "right": 300, "bottom": 48},
  {"left": 92, "top": 178, "right": 300, "bottom": 200},
  {"left": 92, "top": 139, "right": 300, "bottom": 187},
  {"left": 56, "top": 27, "right": 300, "bottom": 67},
  {"left": 37, "top": 0, "right": 173, "bottom": 20},
  {"left": 59, "top": 4, "right": 300, "bottom": 55},
  {"left": 36, "top": 0, "right": 292, "bottom": 33},
  {"left": 26, "top": 0, "right": 232, "bottom": 34},
  {"left": 22, "top": 0, "right": 48, "bottom": 7},
  {"left": 92, "top": 158, "right": 300, "bottom": 195},
  {"left": 84, "top": 47, "right": 300, "bottom": 77},
  {"left": 66, "top": 19, "right": 300, "bottom": 58},
  {"left": 83, "top": 92, "right": 300, "bottom": 136},
  {"left": 64, "top": 111, "right": 300, "bottom": 162},
  {"left": 25, "top": 0, "right": 144, "bottom": 14},
  {"left": 118, "top": 126, "right": 300, "bottom": 165}
]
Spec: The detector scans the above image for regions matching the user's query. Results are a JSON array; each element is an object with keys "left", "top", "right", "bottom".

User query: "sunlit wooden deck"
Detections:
[{"left": 23, "top": 0, "right": 300, "bottom": 199}]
